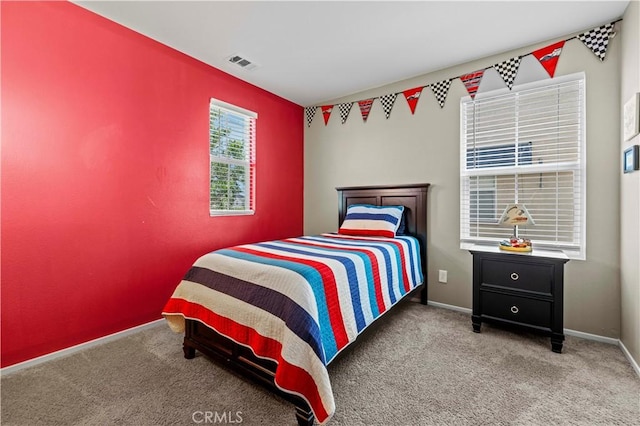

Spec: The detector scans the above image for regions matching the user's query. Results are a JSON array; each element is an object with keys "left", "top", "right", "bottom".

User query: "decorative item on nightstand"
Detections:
[{"left": 498, "top": 203, "right": 534, "bottom": 252}]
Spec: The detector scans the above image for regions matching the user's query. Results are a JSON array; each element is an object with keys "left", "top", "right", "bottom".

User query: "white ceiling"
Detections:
[{"left": 74, "top": 1, "right": 629, "bottom": 106}]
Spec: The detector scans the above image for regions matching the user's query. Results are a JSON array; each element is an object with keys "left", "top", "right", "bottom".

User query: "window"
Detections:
[
  {"left": 209, "top": 98, "right": 257, "bottom": 216},
  {"left": 460, "top": 74, "right": 586, "bottom": 259}
]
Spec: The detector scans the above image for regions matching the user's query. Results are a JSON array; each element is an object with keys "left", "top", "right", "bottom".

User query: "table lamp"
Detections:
[{"left": 498, "top": 203, "right": 534, "bottom": 252}]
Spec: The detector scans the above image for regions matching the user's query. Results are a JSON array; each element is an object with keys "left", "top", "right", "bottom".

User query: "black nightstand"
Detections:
[{"left": 470, "top": 247, "right": 569, "bottom": 353}]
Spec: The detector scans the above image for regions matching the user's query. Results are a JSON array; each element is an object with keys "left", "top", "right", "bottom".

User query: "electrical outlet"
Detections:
[{"left": 438, "top": 270, "right": 448, "bottom": 283}]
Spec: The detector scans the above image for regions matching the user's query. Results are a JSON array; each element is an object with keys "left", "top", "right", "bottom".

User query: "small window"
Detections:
[{"left": 209, "top": 98, "right": 257, "bottom": 216}]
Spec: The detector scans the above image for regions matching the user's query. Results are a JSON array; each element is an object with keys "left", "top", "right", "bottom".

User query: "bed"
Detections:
[{"left": 162, "top": 183, "right": 430, "bottom": 425}]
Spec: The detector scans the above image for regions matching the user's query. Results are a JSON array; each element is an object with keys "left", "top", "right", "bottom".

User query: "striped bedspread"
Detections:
[{"left": 162, "top": 233, "right": 423, "bottom": 424}]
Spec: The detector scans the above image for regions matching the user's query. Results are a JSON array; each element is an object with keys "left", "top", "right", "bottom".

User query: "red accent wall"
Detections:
[{"left": 0, "top": 2, "right": 304, "bottom": 367}]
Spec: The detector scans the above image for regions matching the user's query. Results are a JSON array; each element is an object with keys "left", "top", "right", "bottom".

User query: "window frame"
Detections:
[
  {"left": 209, "top": 98, "right": 257, "bottom": 216},
  {"left": 459, "top": 73, "right": 586, "bottom": 260}
]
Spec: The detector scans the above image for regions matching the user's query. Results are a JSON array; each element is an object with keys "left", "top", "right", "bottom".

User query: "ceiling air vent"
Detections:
[{"left": 228, "top": 54, "right": 258, "bottom": 71}]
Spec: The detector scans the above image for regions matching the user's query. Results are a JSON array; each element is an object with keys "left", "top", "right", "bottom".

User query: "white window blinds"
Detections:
[
  {"left": 209, "top": 98, "right": 257, "bottom": 216},
  {"left": 460, "top": 74, "right": 586, "bottom": 259}
]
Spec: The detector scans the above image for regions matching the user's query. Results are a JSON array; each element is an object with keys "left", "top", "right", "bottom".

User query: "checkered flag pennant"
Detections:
[
  {"left": 358, "top": 99, "right": 374, "bottom": 122},
  {"left": 578, "top": 22, "right": 615, "bottom": 62},
  {"left": 494, "top": 56, "right": 521, "bottom": 90},
  {"left": 304, "top": 106, "right": 317, "bottom": 127},
  {"left": 338, "top": 102, "right": 353, "bottom": 124},
  {"left": 379, "top": 93, "right": 397, "bottom": 119},
  {"left": 430, "top": 79, "right": 452, "bottom": 108}
]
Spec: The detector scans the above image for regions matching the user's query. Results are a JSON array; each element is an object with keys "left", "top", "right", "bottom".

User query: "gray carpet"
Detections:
[{"left": 2, "top": 302, "right": 639, "bottom": 425}]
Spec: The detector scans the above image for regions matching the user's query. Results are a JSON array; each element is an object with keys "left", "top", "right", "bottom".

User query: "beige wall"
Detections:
[
  {"left": 304, "top": 27, "right": 623, "bottom": 339},
  {"left": 620, "top": 1, "right": 640, "bottom": 369}
]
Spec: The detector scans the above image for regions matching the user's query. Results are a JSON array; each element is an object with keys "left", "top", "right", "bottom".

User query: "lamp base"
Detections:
[
  {"left": 499, "top": 237, "right": 532, "bottom": 252},
  {"left": 499, "top": 245, "right": 532, "bottom": 253}
]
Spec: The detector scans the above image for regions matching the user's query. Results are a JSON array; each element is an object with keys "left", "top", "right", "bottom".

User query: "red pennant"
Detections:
[
  {"left": 402, "top": 87, "right": 424, "bottom": 114},
  {"left": 532, "top": 40, "right": 565, "bottom": 78},
  {"left": 321, "top": 105, "right": 333, "bottom": 125},
  {"left": 358, "top": 99, "right": 374, "bottom": 122},
  {"left": 460, "top": 70, "right": 484, "bottom": 99}
]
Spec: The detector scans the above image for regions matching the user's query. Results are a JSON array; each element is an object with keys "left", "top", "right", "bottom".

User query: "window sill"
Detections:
[
  {"left": 463, "top": 243, "right": 573, "bottom": 260},
  {"left": 210, "top": 210, "right": 255, "bottom": 217}
]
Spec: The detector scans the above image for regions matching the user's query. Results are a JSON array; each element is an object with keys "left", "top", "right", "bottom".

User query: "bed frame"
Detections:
[{"left": 182, "top": 183, "right": 430, "bottom": 425}]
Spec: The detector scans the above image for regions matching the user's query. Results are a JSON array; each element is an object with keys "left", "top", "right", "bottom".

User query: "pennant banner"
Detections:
[
  {"left": 578, "top": 22, "right": 614, "bottom": 61},
  {"left": 321, "top": 105, "right": 333, "bottom": 125},
  {"left": 305, "top": 106, "right": 317, "bottom": 127},
  {"left": 338, "top": 102, "right": 353, "bottom": 124},
  {"left": 304, "top": 20, "right": 616, "bottom": 128},
  {"left": 430, "top": 79, "right": 451, "bottom": 108},
  {"left": 403, "top": 87, "right": 424, "bottom": 114},
  {"left": 494, "top": 56, "right": 521, "bottom": 90},
  {"left": 460, "top": 70, "right": 484, "bottom": 99},
  {"left": 532, "top": 40, "right": 565, "bottom": 78},
  {"left": 379, "top": 93, "right": 397, "bottom": 119},
  {"left": 358, "top": 99, "right": 374, "bottom": 122}
]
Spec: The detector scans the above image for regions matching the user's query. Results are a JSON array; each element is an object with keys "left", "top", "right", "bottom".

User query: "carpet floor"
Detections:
[{"left": 2, "top": 302, "right": 639, "bottom": 425}]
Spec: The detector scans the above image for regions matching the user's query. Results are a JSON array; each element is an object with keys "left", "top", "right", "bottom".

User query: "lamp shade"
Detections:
[{"left": 499, "top": 203, "right": 535, "bottom": 227}]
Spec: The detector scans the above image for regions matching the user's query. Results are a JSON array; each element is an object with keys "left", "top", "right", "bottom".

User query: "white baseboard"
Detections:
[
  {"left": 619, "top": 340, "right": 640, "bottom": 379},
  {"left": 563, "top": 328, "right": 619, "bottom": 345},
  {"left": 1, "top": 319, "right": 165, "bottom": 376},
  {"left": 428, "top": 300, "right": 472, "bottom": 314}
]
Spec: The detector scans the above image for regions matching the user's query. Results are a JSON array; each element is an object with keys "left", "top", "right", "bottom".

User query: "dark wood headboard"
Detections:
[{"left": 336, "top": 183, "right": 430, "bottom": 304}]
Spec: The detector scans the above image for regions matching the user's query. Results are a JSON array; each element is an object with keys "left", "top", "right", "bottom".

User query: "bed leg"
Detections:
[
  {"left": 420, "top": 284, "right": 428, "bottom": 305},
  {"left": 295, "top": 405, "right": 314, "bottom": 426},
  {"left": 183, "top": 342, "right": 196, "bottom": 359}
]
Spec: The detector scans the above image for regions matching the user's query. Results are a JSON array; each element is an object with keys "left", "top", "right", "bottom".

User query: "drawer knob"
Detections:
[
  {"left": 510, "top": 272, "right": 519, "bottom": 281},
  {"left": 510, "top": 305, "right": 519, "bottom": 314}
]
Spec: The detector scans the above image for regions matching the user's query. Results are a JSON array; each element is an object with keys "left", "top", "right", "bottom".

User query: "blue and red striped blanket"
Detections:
[{"left": 162, "top": 233, "right": 423, "bottom": 424}]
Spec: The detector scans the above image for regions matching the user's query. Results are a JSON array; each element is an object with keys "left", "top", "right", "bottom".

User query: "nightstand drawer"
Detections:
[
  {"left": 481, "top": 291, "right": 551, "bottom": 328},
  {"left": 481, "top": 259, "right": 553, "bottom": 294}
]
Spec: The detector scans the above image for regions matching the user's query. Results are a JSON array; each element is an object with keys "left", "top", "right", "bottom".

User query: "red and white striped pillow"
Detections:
[{"left": 338, "top": 204, "right": 405, "bottom": 238}]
